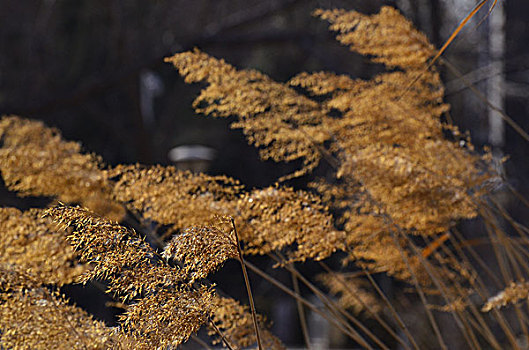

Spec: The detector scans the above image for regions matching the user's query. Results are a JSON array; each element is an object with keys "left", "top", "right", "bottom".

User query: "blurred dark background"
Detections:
[{"left": 1, "top": 0, "right": 529, "bottom": 348}]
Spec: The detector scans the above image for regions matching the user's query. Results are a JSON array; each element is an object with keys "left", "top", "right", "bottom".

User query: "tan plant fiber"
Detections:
[
  {"left": 0, "top": 4, "right": 516, "bottom": 350},
  {"left": 0, "top": 116, "right": 124, "bottom": 221},
  {"left": 318, "top": 272, "right": 383, "bottom": 316},
  {"left": 0, "top": 267, "right": 123, "bottom": 350},
  {"left": 0, "top": 208, "right": 86, "bottom": 286},
  {"left": 109, "top": 164, "right": 344, "bottom": 262},
  {"left": 44, "top": 205, "right": 211, "bottom": 348},
  {"left": 482, "top": 280, "right": 529, "bottom": 312},
  {"left": 164, "top": 49, "right": 330, "bottom": 180},
  {"left": 163, "top": 220, "right": 238, "bottom": 283},
  {"left": 166, "top": 6, "right": 493, "bottom": 285}
]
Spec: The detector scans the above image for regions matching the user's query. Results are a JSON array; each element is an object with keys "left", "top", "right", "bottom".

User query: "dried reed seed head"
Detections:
[
  {"left": 317, "top": 273, "right": 383, "bottom": 316},
  {"left": 0, "top": 288, "right": 122, "bottom": 349},
  {"left": 109, "top": 163, "right": 345, "bottom": 263},
  {"left": 121, "top": 285, "right": 215, "bottom": 349},
  {"left": 0, "top": 207, "right": 86, "bottom": 286},
  {"left": 294, "top": 70, "right": 487, "bottom": 236},
  {"left": 429, "top": 297, "right": 468, "bottom": 313},
  {"left": 108, "top": 164, "right": 242, "bottom": 230},
  {"left": 165, "top": 49, "right": 330, "bottom": 180},
  {"left": 43, "top": 204, "right": 222, "bottom": 350},
  {"left": 43, "top": 204, "right": 162, "bottom": 287},
  {"left": 163, "top": 221, "right": 238, "bottom": 283},
  {"left": 293, "top": 6, "right": 492, "bottom": 283},
  {"left": 314, "top": 6, "right": 435, "bottom": 69},
  {"left": 235, "top": 186, "right": 346, "bottom": 262},
  {"left": 106, "top": 264, "right": 187, "bottom": 302},
  {"left": 308, "top": 7, "right": 491, "bottom": 235},
  {"left": 165, "top": 7, "right": 493, "bottom": 260},
  {"left": 482, "top": 280, "right": 529, "bottom": 312},
  {"left": 347, "top": 235, "right": 427, "bottom": 282},
  {"left": 0, "top": 116, "right": 124, "bottom": 221},
  {"left": 209, "top": 295, "right": 286, "bottom": 350},
  {"left": 0, "top": 263, "right": 42, "bottom": 291}
]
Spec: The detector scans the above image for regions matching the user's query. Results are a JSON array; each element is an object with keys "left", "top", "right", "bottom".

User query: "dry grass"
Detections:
[{"left": 1, "top": 4, "right": 528, "bottom": 350}]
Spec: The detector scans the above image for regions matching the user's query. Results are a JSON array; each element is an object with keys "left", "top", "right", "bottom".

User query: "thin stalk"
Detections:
[
  {"left": 424, "top": 234, "right": 497, "bottom": 350},
  {"left": 451, "top": 227, "right": 503, "bottom": 288},
  {"left": 385, "top": 231, "right": 448, "bottom": 350},
  {"left": 341, "top": 250, "right": 421, "bottom": 350},
  {"left": 208, "top": 317, "right": 236, "bottom": 350},
  {"left": 442, "top": 58, "right": 529, "bottom": 143},
  {"left": 397, "top": 230, "right": 492, "bottom": 350},
  {"left": 230, "top": 218, "right": 263, "bottom": 350},
  {"left": 437, "top": 233, "right": 504, "bottom": 349},
  {"left": 481, "top": 203, "right": 529, "bottom": 342},
  {"left": 290, "top": 269, "right": 311, "bottom": 349},
  {"left": 271, "top": 253, "right": 382, "bottom": 350},
  {"left": 319, "top": 261, "right": 415, "bottom": 350},
  {"left": 446, "top": 232, "right": 504, "bottom": 350},
  {"left": 450, "top": 227, "right": 525, "bottom": 347},
  {"left": 452, "top": 211, "right": 521, "bottom": 349},
  {"left": 243, "top": 259, "right": 373, "bottom": 347},
  {"left": 506, "top": 182, "right": 529, "bottom": 210},
  {"left": 398, "top": 0, "right": 494, "bottom": 99}
]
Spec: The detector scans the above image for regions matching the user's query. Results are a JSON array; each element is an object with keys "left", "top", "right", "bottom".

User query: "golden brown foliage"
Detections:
[
  {"left": 0, "top": 287, "right": 120, "bottom": 350},
  {"left": 108, "top": 164, "right": 242, "bottom": 231},
  {"left": 314, "top": 7, "right": 435, "bottom": 69},
  {"left": 0, "top": 5, "right": 518, "bottom": 350},
  {"left": 0, "top": 116, "right": 124, "bottom": 221},
  {"left": 165, "top": 49, "right": 330, "bottom": 180},
  {"left": 0, "top": 263, "right": 43, "bottom": 291},
  {"left": 167, "top": 6, "right": 493, "bottom": 284},
  {"left": 109, "top": 164, "right": 343, "bottom": 262},
  {"left": 44, "top": 205, "right": 213, "bottom": 348},
  {"left": 163, "top": 221, "right": 238, "bottom": 283},
  {"left": 44, "top": 205, "right": 166, "bottom": 288},
  {"left": 122, "top": 286, "right": 216, "bottom": 349},
  {"left": 482, "top": 280, "right": 529, "bottom": 312},
  {"left": 0, "top": 207, "right": 86, "bottom": 286},
  {"left": 42, "top": 205, "right": 270, "bottom": 349},
  {"left": 235, "top": 186, "right": 345, "bottom": 262}
]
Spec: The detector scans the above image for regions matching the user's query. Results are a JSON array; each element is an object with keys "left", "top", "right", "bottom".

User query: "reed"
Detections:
[{"left": 1, "top": 4, "right": 527, "bottom": 349}]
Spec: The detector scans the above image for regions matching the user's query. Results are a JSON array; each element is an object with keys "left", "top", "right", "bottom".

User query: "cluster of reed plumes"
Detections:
[{"left": 1, "top": 5, "right": 528, "bottom": 350}]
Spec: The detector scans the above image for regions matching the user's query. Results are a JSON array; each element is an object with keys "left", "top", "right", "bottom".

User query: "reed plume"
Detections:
[
  {"left": 0, "top": 4, "right": 526, "bottom": 350},
  {"left": 0, "top": 286, "right": 122, "bottom": 350},
  {"left": 0, "top": 207, "right": 85, "bottom": 286},
  {"left": 166, "top": 6, "right": 494, "bottom": 288},
  {"left": 0, "top": 116, "right": 124, "bottom": 221}
]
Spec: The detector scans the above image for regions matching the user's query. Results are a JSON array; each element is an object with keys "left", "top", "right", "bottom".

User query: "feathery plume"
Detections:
[
  {"left": 109, "top": 164, "right": 344, "bottom": 262},
  {"left": 167, "top": 6, "right": 493, "bottom": 285},
  {"left": 0, "top": 207, "right": 86, "bottom": 286},
  {"left": 235, "top": 186, "right": 345, "bottom": 262},
  {"left": 0, "top": 288, "right": 121, "bottom": 350},
  {"left": 0, "top": 116, "right": 124, "bottom": 221},
  {"left": 314, "top": 6, "right": 435, "bottom": 69},
  {"left": 44, "top": 204, "right": 222, "bottom": 349},
  {"left": 165, "top": 49, "right": 330, "bottom": 180},
  {"left": 108, "top": 164, "right": 241, "bottom": 232},
  {"left": 482, "top": 280, "right": 529, "bottom": 312},
  {"left": 163, "top": 220, "right": 238, "bottom": 283},
  {"left": 122, "top": 285, "right": 216, "bottom": 349}
]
